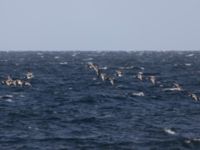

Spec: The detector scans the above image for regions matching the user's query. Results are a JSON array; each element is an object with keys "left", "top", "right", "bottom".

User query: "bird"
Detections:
[
  {"left": 26, "top": 71, "right": 34, "bottom": 79},
  {"left": 136, "top": 72, "right": 143, "bottom": 81},
  {"left": 188, "top": 93, "right": 199, "bottom": 101},
  {"left": 116, "top": 69, "right": 123, "bottom": 77},
  {"left": 87, "top": 62, "right": 101, "bottom": 77},
  {"left": 94, "top": 67, "right": 101, "bottom": 77},
  {"left": 173, "top": 83, "right": 183, "bottom": 91},
  {"left": 100, "top": 73, "right": 108, "bottom": 81},
  {"left": 16, "top": 79, "right": 23, "bottom": 87},
  {"left": 108, "top": 77, "right": 115, "bottom": 85},
  {"left": 149, "top": 76, "right": 156, "bottom": 85},
  {"left": 3, "top": 75, "right": 13, "bottom": 86}
]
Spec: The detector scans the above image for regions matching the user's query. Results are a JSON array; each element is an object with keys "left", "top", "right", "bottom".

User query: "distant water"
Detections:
[{"left": 0, "top": 51, "right": 200, "bottom": 149}]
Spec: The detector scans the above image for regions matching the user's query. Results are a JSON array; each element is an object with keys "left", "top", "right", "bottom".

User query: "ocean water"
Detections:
[{"left": 0, "top": 51, "right": 200, "bottom": 150}]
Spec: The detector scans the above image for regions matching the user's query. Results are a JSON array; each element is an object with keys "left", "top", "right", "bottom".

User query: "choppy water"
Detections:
[{"left": 0, "top": 51, "right": 200, "bottom": 149}]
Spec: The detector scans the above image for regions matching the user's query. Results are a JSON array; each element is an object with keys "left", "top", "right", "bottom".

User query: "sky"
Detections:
[{"left": 0, "top": 0, "right": 200, "bottom": 51}]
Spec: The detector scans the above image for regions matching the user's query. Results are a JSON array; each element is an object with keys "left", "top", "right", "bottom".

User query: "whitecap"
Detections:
[
  {"left": 37, "top": 52, "right": 43, "bottom": 56},
  {"left": 164, "top": 128, "right": 176, "bottom": 135},
  {"left": 72, "top": 53, "right": 78, "bottom": 57},
  {"left": 162, "top": 88, "right": 182, "bottom": 92},
  {"left": 140, "top": 67, "right": 145, "bottom": 70},
  {"left": 0, "top": 59, "right": 8, "bottom": 62},
  {"left": 185, "top": 63, "right": 192, "bottom": 66},
  {"left": 5, "top": 99, "right": 13, "bottom": 102},
  {"left": 2, "top": 94, "right": 13, "bottom": 99},
  {"left": 83, "top": 58, "right": 94, "bottom": 61},
  {"left": 124, "top": 66, "right": 134, "bottom": 69},
  {"left": 116, "top": 84, "right": 126, "bottom": 88},
  {"left": 174, "top": 64, "right": 178, "bottom": 67},
  {"left": 54, "top": 56, "right": 60, "bottom": 59},
  {"left": 185, "top": 140, "right": 191, "bottom": 144},
  {"left": 192, "top": 138, "right": 200, "bottom": 142},
  {"left": 131, "top": 92, "right": 145, "bottom": 97},
  {"left": 59, "top": 62, "right": 68, "bottom": 65},
  {"left": 100, "top": 66, "right": 108, "bottom": 70},
  {"left": 53, "top": 111, "right": 57, "bottom": 114},
  {"left": 159, "top": 84, "right": 164, "bottom": 87},
  {"left": 186, "top": 53, "right": 194, "bottom": 57},
  {"left": 19, "top": 94, "right": 25, "bottom": 98},
  {"left": 92, "top": 77, "right": 97, "bottom": 81},
  {"left": 185, "top": 138, "right": 200, "bottom": 144}
]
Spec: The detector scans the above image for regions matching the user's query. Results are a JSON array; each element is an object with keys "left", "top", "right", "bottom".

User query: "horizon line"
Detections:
[{"left": 0, "top": 49, "right": 200, "bottom": 52}]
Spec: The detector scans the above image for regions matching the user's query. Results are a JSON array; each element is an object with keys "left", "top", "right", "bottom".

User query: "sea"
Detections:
[{"left": 0, "top": 51, "right": 200, "bottom": 150}]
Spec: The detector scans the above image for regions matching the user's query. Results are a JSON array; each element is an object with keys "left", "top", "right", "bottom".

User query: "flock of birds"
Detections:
[
  {"left": 87, "top": 62, "right": 200, "bottom": 102},
  {"left": 1, "top": 61, "right": 199, "bottom": 102},
  {"left": 1, "top": 71, "right": 34, "bottom": 87}
]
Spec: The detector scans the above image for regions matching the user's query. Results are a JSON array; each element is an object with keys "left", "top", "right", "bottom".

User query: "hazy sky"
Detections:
[{"left": 0, "top": 0, "right": 200, "bottom": 50}]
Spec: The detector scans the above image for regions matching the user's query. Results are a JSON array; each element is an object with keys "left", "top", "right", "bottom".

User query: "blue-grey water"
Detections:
[{"left": 0, "top": 51, "right": 200, "bottom": 150}]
